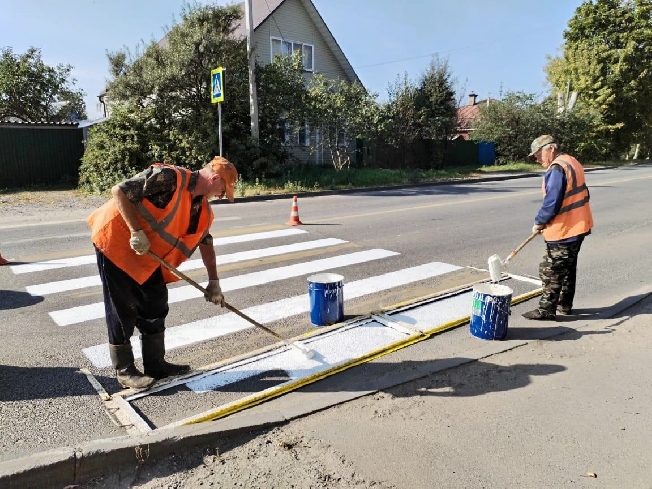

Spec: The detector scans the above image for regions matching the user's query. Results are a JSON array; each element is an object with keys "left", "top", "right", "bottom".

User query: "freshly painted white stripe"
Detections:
[
  {"left": 52, "top": 249, "right": 399, "bottom": 327},
  {"left": 26, "top": 238, "right": 347, "bottom": 296},
  {"left": 83, "top": 261, "right": 461, "bottom": 368},
  {"left": 10, "top": 228, "right": 308, "bottom": 275}
]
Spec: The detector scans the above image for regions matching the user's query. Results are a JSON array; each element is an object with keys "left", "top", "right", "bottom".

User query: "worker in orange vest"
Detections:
[
  {"left": 523, "top": 135, "right": 594, "bottom": 321},
  {"left": 88, "top": 156, "right": 238, "bottom": 389}
]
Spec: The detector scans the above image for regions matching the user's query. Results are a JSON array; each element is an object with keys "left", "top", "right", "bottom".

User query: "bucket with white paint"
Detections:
[
  {"left": 470, "top": 283, "right": 513, "bottom": 340},
  {"left": 308, "top": 273, "right": 344, "bottom": 326}
]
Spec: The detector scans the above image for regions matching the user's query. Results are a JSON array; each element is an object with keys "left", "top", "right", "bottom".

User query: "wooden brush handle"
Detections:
[{"left": 505, "top": 232, "right": 539, "bottom": 263}]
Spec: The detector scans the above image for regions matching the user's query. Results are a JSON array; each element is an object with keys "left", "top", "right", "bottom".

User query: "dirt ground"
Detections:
[{"left": 83, "top": 296, "right": 652, "bottom": 489}]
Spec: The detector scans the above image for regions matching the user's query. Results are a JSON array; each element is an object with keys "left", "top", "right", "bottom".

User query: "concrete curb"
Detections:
[
  {"left": 218, "top": 166, "right": 616, "bottom": 204},
  {"left": 2, "top": 284, "right": 650, "bottom": 489}
]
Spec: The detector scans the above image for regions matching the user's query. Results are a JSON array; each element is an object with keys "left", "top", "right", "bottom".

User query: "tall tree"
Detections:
[
  {"left": 0, "top": 47, "right": 86, "bottom": 122},
  {"left": 545, "top": 0, "right": 652, "bottom": 153},
  {"left": 103, "top": 3, "right": 249, "bottom": 167}
]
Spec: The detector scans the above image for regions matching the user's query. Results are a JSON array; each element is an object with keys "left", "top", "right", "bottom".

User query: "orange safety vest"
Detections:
[
  {"left": 541, "top": 155, "right": 593, "bottom": 242},
  {"left": 87, "top": 164, "right": 214, "bottom": 284}
]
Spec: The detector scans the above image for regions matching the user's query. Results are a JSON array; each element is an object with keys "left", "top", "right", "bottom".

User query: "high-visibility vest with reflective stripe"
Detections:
[
  {"left": 541, "top": 155, "right": 593, "bottom": 242},
  {"left": 88, "top": 164, "right": 214, "bottom": 284}
]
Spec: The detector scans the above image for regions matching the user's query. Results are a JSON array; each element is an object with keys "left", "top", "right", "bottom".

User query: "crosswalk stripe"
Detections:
[
  {"left": 10, "top": 228, "right": 308, "bottom": 275},
  {"left": 25, "top": 238, "right": 347, "bottom": 296},
  {"left": 51, "top": 249, "right": 400, "bottom": 327},
  {"left": 83, "top": 261, "right": 461, "bottom": 368}
]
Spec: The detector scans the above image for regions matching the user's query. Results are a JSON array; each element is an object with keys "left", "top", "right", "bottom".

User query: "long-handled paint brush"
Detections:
[
  {"left": 487, "top": 232, "right": 540, "bottom": 282},
  {"left": 147, "top": 251, "right": 316, "bottom": 359}
]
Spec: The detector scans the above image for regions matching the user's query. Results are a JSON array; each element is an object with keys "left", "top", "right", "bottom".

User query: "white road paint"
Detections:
[
  {"left": 83, "top": 261, "right": 461, "bottom": 368},
  {"left": 25, "top": 238, "right": 347, "bottom": 296},
  {"left": 10, "top": 228, "right": 308, "bottom": 274},
  {"left": 389, "top": 291, "right": 472, "bottom": 332},
  {"left": 186, "top": 321, "right": 407, "bottom": 392},
  {"left": 53, "top": 249, "right": 399, "bottom": 327}
]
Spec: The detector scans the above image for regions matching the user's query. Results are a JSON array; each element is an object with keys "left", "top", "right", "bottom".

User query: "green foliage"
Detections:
[
  {"left": 0, "top": 47, "right": 86, "bottom": 122},
  {"left": 305, "top": 74, "right": 379, "bottom": 170},
  {"left": 376, "top": 57, "right": 457, "bottom": 168},
  {"left": 470, "top": 91, "right": 609, "bottom": 163},
  {"left": 78, "top": 104, "right": 153, "bottom": 193},
  {"left": 105, "top": 2, "right": 249, "bottom": 168},
  {"left": 545, "top": 0, "right": 652, "bottom": 152}
]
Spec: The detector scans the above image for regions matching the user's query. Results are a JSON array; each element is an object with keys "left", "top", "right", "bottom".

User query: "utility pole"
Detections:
[{"left": 245, "top": 0, "right": 260, "bottom": 142}]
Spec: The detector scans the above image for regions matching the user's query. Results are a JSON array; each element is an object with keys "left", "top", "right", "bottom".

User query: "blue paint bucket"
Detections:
[
  {"left": 307, "top": 273, "right": 344, "bottom": 326},
  {"left": 470, "top": 283, "right": 513, "bottom": 340}
]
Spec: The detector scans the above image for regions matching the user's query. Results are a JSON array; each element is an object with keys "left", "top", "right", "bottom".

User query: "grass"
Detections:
[{"left": 1, "top": 158, "right": 636, "bottom": 200}]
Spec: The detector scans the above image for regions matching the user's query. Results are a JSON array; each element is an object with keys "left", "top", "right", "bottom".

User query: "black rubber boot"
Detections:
[
  {"left": 141, "top": 331, "right": 190, "bottom": 380},
  {"left": 109, "top": 343, "right": 155, "bottom": 390}
]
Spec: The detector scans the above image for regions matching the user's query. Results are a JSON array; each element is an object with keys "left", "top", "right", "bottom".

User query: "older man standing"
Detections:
[
  {"left": 523, "top": 135, "right": 594, "bottom": 321},
  {"left": 88, "top": 156, "right": 238, "bottom": 389}
]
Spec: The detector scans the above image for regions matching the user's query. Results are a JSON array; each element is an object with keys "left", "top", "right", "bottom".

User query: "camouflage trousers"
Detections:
[{"left": 538, "top": 238, "right": 584, "bottom": 314}]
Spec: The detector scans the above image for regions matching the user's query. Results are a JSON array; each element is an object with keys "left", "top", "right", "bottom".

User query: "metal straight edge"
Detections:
[
  {"left": 124, "top": 282, "right": 543, "bottom": 425},
  {"left": 79, "top": 368, "right": 152, "bottom": 434},
  {"left": 161, "top": 287, "right": 543, "bottom": 428},
  {"left": 163, "top": 330, "right": 428, "bottom": 428},
  {"left": 505, "top": 272, "right": 543, "bottom": 286}
]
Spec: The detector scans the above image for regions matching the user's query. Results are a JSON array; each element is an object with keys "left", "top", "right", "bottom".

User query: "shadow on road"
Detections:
[
  {"left": 401, "top": 360, "right": 565, "bottom": 398},
  {"left": 0, "top": 289, "right": 43, "bottom": 310},
  {"left": 506, "top": 326, "right": 613, "bottom": 341},
  {"left": 560, "top": 293, "right": 650, "bottom": 321},
  {"left": 0, "top": 365, "right": 112, "bottom": 402}
]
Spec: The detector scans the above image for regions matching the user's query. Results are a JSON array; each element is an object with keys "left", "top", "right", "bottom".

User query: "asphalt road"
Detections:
[{"left": 1, "top": 164, "right": 651, "bottom": 462}]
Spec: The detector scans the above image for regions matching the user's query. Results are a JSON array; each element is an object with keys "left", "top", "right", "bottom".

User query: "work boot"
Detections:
[
  {"left": 557, "top": 306, "right": 572, "bottom": 315},
  {"left": 522, "top": 309, "right": 556, "bottom": 321},
  {"left": 141, "top": 331, "right": 190, "bottom": 380},
  {"left": 109, "top": 343, "right": 155, "bottom": 390}
]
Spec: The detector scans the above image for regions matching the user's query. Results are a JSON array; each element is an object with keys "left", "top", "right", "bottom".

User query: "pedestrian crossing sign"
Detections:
[{"left": 211, "top": 66, "right": 224, "bottom": 103}]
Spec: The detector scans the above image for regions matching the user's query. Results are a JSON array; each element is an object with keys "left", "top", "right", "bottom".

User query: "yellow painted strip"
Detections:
[{"left": 180, "top": 287, "right": 542, "bottom": 425}]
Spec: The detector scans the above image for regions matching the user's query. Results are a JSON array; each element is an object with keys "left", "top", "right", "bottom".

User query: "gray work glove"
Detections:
[
  {"left": 532, "top": 223, "right": 545, "bottom": 234},
  {"left": 129, "top": 230, "right": 150, "bottom": 255},
  {"left": 205, "top": 279, "right": 225, "bottom": 306}
]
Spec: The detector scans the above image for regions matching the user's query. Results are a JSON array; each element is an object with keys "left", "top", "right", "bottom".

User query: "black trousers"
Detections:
[{"left": 95, "top": 247, "right": 169, "bottom": 345}]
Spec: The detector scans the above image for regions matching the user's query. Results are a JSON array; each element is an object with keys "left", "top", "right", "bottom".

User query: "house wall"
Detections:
[{"left": 252, "top": 0, "right": 349, "bottom": 82}]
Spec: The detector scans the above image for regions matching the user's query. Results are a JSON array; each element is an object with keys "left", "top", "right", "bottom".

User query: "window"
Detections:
[
  {"left": 278, "top": 120, "right": 311, "bottom": 147},
  {"left": 271, "top": 37, "right": 314, "bottom": 72}
]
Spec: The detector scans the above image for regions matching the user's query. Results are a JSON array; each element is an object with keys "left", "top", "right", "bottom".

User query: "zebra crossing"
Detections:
[{"left": 9, "top": 226, "right": 463, "bottom": 371}]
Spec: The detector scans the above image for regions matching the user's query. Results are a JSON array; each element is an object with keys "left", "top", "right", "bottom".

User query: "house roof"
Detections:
[
  {"left": 232, "top": 0, "right": 360, "bottom": 84},
  {"left": 456, "top": 98, "right": 490, "bottom": 131}
]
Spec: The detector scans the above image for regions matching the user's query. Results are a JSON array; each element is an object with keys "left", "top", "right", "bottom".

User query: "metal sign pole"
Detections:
[{"left": 218, "top": 102, "right": 223, "bottom": 157}]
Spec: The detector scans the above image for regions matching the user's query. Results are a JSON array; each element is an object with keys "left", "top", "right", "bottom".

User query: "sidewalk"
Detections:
[{"left": 86, "top": 294, "right": 652, "bottom": 489}]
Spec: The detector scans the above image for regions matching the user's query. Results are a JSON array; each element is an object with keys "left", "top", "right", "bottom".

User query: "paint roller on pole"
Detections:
[
  {"left": 487, "top": 231, "right": 540, "bottom": 282},
  {"left": 146, "top": 251, "right": 316, "bottom": 359}
]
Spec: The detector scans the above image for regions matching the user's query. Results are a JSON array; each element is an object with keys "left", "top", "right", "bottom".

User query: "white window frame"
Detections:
[{"left": 270, "top": 37, "right": 314, "bottom": 72}]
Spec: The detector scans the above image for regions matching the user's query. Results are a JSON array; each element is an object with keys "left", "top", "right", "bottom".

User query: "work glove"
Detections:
[
  {"left": 129, "top": 230, "right": 150, "bottom": 255},
  {"left": 532, "top": 224, "right": 545, "bottom": 235},
  {"left": 205, "top": 279, "right": 225, "bottom": 306}
]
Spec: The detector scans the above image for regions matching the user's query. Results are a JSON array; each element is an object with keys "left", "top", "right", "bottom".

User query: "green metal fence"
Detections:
[{"left": 0, "top": 123, "right": 84, "bottom": 187}]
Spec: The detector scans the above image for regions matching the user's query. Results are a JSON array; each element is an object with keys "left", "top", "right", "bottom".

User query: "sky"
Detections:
[{"left": 0, "top": 0, "right": 584, "bottom": 120}]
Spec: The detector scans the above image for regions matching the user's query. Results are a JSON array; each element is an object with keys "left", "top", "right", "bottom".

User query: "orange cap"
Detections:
[{"left": 210, "top": 156, "right": 238, "bottom": 202}]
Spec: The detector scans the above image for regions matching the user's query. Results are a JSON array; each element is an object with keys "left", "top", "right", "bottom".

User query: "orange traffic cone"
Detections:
[
  {"left": 285, "top": 195, "right": 303, "bottom": 226},
  {"left": 0, "top": 251, "right": 8, "bottom": 266}
]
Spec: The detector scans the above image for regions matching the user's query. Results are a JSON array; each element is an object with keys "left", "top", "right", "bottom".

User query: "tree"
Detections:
[
  {"left": 305, "top": 75, "right": 379, "bottom": 170},
  {"left": 545, "top": 0, "right": 652, "bottom": 153},
  {"left": 470, "top": 91, "right": 608, "bottom": 163},
  {"left": 377, "top": 57, "right": 457, "bottom": 168},
  {"left": 0, "top": 47, "right": 86, "bottom": 122},
  {"left": 98, "top": 3, "right": 249, "bottom": 170}
]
